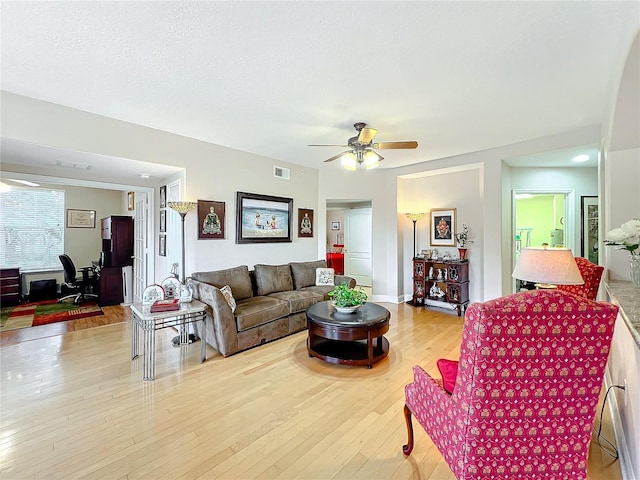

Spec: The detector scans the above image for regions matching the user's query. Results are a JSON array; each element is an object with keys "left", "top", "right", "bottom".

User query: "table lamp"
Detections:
[{"left": 512, "top": 247, "right": 584, "bottom": 286}]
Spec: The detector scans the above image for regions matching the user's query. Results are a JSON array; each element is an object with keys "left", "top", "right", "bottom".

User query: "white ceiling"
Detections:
[{"left": 1, "top": 1, "right": 638, "bottom": 177}]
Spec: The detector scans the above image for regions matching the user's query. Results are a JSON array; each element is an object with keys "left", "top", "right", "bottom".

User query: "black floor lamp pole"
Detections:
[{"left": 412, "top": 219, "right": 417, "bottom": 259}]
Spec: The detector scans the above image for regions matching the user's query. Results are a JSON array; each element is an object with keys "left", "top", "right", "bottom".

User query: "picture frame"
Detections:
[
  {"left": 159, "top": 234, "right": 166, "bottom": 256},
  {"left": 66, "top": 209, "right": 96, "bottom": 228},
  {"left": 581, "top": 196, "right": 598, "bottom": 263},
  {"left": 127, "top": 191, "right": 135, "bottom": 211},
  {"left": 430, "top": 208, "right": 456, "bottom": 246},
  {"left": 331, "top": 221, "right": 341, "bottom": 231},
  {"left": 159, "top": 209, "right": 166, "bottom": 233},
  {"left": 159, "top": 185, "right": 167, "bottom": 208},
  {"left": 236, "top": 191, "right": 293, "bottom": 244},
  {"left": 298, "top": 208, "right": 314, "bottom": 238},
  {"left": 197, "top": 200, "right": 225, "bottom": 240}
]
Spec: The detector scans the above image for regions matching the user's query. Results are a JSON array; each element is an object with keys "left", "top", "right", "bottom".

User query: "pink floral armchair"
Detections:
[
  {"left": 403, "top": 289, "right": 618, "bottom": 479},
  {"left": 556, "top": 256, "right": 604, "bottom": 300}
]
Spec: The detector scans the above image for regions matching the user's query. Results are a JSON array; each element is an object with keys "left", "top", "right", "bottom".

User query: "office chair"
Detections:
[{"left": 58, "top": 254, "right": 98, "bottom": 304}]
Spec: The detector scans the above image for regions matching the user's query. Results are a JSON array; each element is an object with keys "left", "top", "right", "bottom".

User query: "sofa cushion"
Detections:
[
  {"left": 290, "top": 260, "right": 327, "bottom": 290},
  {"left": 234, "top": 296, "right": 289, "bottom": 331},
  {"left": 299, "top": 285, "right": 337, "bottom": 300},
  {"left": 269, "top": 290, "right": 324, "bottom": 314},
  {"left": 192, "top": 265, "right": 254, "bottom": 301},
  {"left": 315, "top": 267, "right": 335, "bottom": 286},
  {"left": 254, "top": 264, "right": 293, "bottom": 296},
  {"left": 220, "top": 285, "right": 236, "bottom": 312}
]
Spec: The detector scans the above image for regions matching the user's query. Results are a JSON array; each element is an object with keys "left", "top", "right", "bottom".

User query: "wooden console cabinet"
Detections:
[
  {"left": 412, "top": 258, "right": 469, "bottom": 316},
  {"left": 0, "top": 268, "right": 21, "bottom": 306},
  {"left": 98, "top": 266, "right": 124, "bottom": 307}
]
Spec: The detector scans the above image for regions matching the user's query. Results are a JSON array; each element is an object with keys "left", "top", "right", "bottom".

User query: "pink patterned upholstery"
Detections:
[
  {"left": 403, "top": 289, "right": 618, "bottom": 480},
  {"left": 557, "top": 256, "right": 604, "bottom": 300}
]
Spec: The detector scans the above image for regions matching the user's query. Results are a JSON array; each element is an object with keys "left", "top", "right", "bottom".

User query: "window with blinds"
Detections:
[{"left": 0, "top": 187, "right": 65, "bottom": 270}]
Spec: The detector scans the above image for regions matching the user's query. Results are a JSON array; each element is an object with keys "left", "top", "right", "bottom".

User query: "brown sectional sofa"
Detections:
[{"left": 191, "top": 260, "right": 356, "bottom": 357}]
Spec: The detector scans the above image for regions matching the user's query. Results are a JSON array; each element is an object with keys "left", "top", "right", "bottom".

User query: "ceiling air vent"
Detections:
[{"left": 274, "top": 166, "right": 290, "bottom": 180}]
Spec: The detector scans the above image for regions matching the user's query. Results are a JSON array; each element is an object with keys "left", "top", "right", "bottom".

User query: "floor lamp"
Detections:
[
  {"left": 168, "top": 200, "right": 197, "bottom": 346},
  {"left": 405, "top": 212, "right": 425, "bottom": 259},
  {"left": 167, "top": 201, "right": 197, "bottom": 284}
]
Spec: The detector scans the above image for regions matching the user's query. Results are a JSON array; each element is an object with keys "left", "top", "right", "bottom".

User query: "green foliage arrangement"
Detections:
[{"left": 328, "top": 282, "right": 368, "bottom": 307}]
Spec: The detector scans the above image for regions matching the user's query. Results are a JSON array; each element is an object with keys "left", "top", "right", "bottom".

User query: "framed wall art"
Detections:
[
  {"left": 159, "top": 185, "right": 167, "bottom": 208},
  {"left": 430, "top": 208, "right": 456, "bottom": 246},
  {"left": 331, "top": 221, "right": 341, "bottom": 231},
  {"left": 298, "top": 208, "right": 314, "bottom": 238},
  {"left": 160, "top": 209, "right": 166, "bottom": 233},
  {"left": 198, "top": 200, "right": 225, "bottom": 240},
  {"left": 66, "top": 209, "right": 96, "bottom": 228},
  {"left": 236, "top": 191, "right": 293, "bottom": 244},
  {"left": 581, "top": 196, "right": 598, "bottom": 263},
  {"left": 127, "top": 191, "right": 135, "bottom": 211},
  {"left": 159, "top": 234, "right": 166, "bottom": 256}
]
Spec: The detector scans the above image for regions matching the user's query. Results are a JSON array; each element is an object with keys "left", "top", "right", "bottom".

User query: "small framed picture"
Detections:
[
  {"left": 127, "top": 191, "right": 135, "bottom": 211},
  {"left": 160, "top": 210, "right": 166, "bottom": 233},
  {"left": 331, "top": 221, "right": 341, "bottom": 231},
  {"left": 159, "top": 185, "right": 167, "bottom": 208},
  {"left": 430, "top": 208, "right": 456, "bottom": 246},
  {"left": 197, "top": 200, "right": 225, "bottom": 240},
  {"left": 67, "top": 209, "right": 96, "bottom": 228},
  {"left": 159, "top": 234, "right": 166, "bottom": 256},
  {"left": 298, "top": 208, "right": 314, "bottom": 238}
]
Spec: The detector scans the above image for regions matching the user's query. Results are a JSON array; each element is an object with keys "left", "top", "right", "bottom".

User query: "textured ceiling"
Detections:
[{"left": 1, "top": 1, "right": 638, "bottom": 173}]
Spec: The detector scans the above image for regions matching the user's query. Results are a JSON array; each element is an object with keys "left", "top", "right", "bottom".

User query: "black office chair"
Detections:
[{"left": 58, "top": 254, "right": 98, "bottom": 304}]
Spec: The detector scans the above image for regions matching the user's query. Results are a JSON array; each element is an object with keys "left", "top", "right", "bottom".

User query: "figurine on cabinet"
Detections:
[{"left": 430, "top": 284, "right": 445, "bottom": 298}]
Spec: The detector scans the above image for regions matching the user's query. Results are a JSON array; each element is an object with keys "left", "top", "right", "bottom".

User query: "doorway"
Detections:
[
  {"left": 512, "top": 191, "right": 572, "bottom": 292},
  {"left": 326, "top": 200, "right": 373, "bottom": 288}
]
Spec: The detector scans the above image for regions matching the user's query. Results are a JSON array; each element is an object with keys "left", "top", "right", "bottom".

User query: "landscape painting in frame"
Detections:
[
  {"left": 430, "top": 208, "right": 456, "bottom": 246},
  {"left": 198, "top": 200, "right": 225, "bottom": 240},
  {"left": 236, "top": 192, "right": 293, "bottom": 243}
]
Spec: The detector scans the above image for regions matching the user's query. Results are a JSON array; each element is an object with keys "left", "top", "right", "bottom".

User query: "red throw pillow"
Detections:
[{"left": 437, "top": 358, "right": 459, "bottom": 395}]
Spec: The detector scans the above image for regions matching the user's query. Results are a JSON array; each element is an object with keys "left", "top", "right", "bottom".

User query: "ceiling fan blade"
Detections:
[
  {"left": 308, "top": 144, "right": 349, "bottom": 147},
  {"left": 357, "top": 127, "right": 378, "bottom": 144},
  {"left": 324, "top": 151, "right": 351, "bottom": 163},
  {"left": 372, "top": 141, "right": 418, "bottom": 150}
]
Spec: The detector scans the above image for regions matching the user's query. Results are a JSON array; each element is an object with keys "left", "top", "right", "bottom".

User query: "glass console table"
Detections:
[{"left": 130, "top": 299, "right": 207, "bottom": 381}]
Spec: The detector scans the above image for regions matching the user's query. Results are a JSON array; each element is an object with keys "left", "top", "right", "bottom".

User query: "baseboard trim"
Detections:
[{"left": 604, "top": 369, "right": 634, "bottom": 480}]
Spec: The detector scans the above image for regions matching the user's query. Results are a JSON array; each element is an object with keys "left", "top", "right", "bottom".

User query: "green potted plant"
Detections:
[{"left": 328, "top": 282, "right": 368, "bottom": 313}]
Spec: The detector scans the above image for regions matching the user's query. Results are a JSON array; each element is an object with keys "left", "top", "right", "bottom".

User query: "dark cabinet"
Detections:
[
  {"left": 99, "top": 215, "right": 133, "bottom": 306},
  {"left": 101, "top": 216, "right": 133, "bottom": 267},
  {"left": 412, "top": 258, "right": 469, "bottom": 316},
  {"left": 0, "top": 268, "right": 21, "bottom": 306},
  {"left": 98, "top": 266, "right": 124, "bottom": 307}
]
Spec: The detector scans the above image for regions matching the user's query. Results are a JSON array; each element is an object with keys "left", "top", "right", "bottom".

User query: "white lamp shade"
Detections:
[{"left": 512, "top": 247, "right": 584, "bottom": 285}]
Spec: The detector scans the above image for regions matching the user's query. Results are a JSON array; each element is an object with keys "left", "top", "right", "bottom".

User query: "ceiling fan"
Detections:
[{"left": 309, "top": 122, "right": 418, "bottom": 169}]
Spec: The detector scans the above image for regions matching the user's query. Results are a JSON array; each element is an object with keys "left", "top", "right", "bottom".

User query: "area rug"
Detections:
[{"left": 0, "top": 299, "right": 104, "bottom": 332}]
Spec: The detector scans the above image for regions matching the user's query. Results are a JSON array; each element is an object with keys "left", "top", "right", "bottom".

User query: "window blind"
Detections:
[{"left": 0, "top": 186, "right": 65, "bottom": 270}]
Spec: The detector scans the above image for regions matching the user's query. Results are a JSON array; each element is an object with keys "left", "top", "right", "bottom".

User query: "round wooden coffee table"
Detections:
[{"left": 306, "top": 301, "right": 390, "bottom": 368}]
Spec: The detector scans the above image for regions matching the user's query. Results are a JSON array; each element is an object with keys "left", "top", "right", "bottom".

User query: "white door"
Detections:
[
  {"left": 166, "top": 180, "right": 182, "bottom": 279},
  {"left": 345, "top": 208, "right": 372, "bottom": 286},
  {"left": 133, "top": 193, "right": 147, "bottom": 303}
]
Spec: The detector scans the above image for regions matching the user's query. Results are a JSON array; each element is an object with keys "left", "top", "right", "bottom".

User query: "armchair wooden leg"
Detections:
[{"left": 402, "top": 404, "right": 414, "bottom": 455}]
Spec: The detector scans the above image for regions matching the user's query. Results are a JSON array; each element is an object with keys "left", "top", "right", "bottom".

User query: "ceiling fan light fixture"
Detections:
[
  {"left": 341, "top": 154, "right": 357, "bottom": 171},
  {"left": 364, "top": 151, "right": 380, "bottom": 169}
]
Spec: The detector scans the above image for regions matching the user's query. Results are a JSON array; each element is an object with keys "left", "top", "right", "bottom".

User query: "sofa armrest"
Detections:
[
  {"left": 334, "top": 275, "right": 356, "bottom": 288},
  {"left": 191, "top": 279, "right": 239, "bottom": 357}
]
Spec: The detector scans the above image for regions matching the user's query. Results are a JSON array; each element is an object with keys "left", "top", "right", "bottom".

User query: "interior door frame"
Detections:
[{"left": 511, "top": 189, "right": 575, "bottom": 291}]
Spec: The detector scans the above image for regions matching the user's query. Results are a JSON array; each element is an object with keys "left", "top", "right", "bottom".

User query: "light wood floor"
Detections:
[{"left": 0, "top": 302, "right": 622, "bottom": 480}]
